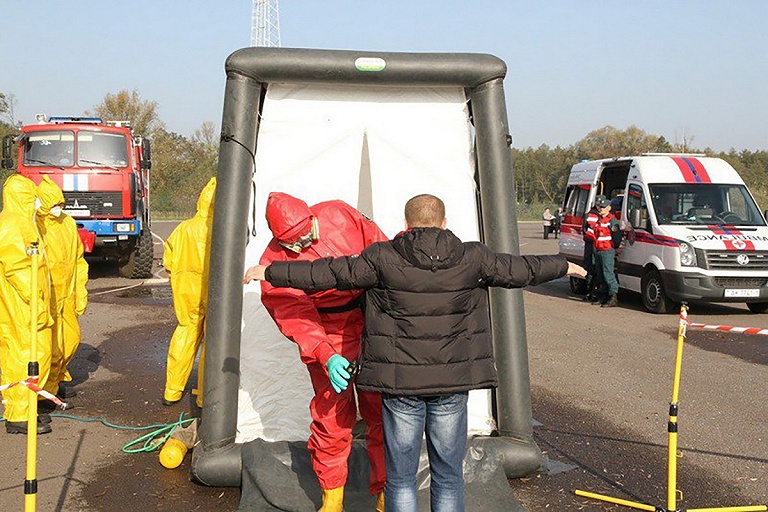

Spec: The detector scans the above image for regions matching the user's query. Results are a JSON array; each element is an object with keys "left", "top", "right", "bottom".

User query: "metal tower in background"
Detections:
[{"left": 251, "top": 0, "right": 281, "bottom": 47}]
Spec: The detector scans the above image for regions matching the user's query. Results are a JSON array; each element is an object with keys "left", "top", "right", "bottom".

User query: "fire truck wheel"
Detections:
[
  {"left": 641, "top": 269, "right": 676, "bottom": 314},
  {"left": 118, "top": 229, "right": 154, "bottom": 279},
  {"left": 746, "top": 302, "right": 768, "bottom": 314}
]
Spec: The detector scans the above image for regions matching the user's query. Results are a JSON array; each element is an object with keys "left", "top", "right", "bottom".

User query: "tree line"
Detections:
[
  {"left": 514, "top": 125, "right": 768, "bottom": 214},
  {"left": 2, "top": 91, "right": 767, "bottom": 218}
]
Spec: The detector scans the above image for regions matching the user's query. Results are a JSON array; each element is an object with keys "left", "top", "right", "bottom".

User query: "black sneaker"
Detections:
[
  {"left": 162, "top": 397, "right": 182, "bottom": 406},
  {"left": 601, "top": 295, "right": 619, "bottom": 308},
  {"left": 38, "top": 413, "right": 52, "bottom": 425},
  {"left": 6, "top": 420, "right": 52, "bottom": 435}
]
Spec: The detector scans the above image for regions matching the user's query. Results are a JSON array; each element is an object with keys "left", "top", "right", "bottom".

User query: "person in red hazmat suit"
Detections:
[
  {"left": 0, "top": 174, "right": 54, "bottom": 434},
  {"left": 257, "top": 192, "right": 387, "bottom": 512},
  {"left": 162, "top": 177, "right": 216, "bottom": 408},
  {"left": 36, "top": 176, "right": 88, "bottom": 402}
]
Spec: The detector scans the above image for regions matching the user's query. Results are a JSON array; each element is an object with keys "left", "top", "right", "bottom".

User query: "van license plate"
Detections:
[{"left": 724, "top": 289, "right": 760, "bottom": 298}]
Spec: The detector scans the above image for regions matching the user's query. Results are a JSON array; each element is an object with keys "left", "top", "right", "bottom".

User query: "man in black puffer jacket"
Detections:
[{"left": 244, "top": 194, "right": 586, "bottom": 512}]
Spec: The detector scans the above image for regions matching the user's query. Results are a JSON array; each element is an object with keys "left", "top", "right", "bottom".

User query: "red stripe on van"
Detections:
[
  {"left": 671, "top": 157, "right": 697, "bottom": 182},
  {"left": 633, "top": 232, "right": 679, "bottom": 247},
  {"left": 671, "top": 156, "right": 711, "bottom": 183},
  {"left": 687, "top": 157, "right": 712, "bottom": 183}
]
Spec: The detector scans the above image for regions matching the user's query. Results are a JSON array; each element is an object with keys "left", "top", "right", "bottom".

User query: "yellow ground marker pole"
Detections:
[
  {"left": 25, "top": 242, "right": 40, "bottom": 512},
  {"left": 574, "top": 304, "right": 766, "bottom": 512}
]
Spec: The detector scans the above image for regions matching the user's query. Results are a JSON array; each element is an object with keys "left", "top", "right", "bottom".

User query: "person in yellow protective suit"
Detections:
[
  {"left": 36, "top": 176, "right": 88, "bottom": 402},
  {"left": 162, "top": 177, "right": 216, "bottom": 407},
  {"left": 0, "top": 174, "right": 54, "bottom": 434}
]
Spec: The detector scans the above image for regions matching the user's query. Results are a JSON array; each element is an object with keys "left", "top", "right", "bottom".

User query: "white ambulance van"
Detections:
[{"left": 559, "top": 154, "right": 768, "bottom": 313}]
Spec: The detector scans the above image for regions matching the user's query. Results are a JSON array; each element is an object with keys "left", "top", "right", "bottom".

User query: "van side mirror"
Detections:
[
  {"left": 629, "top": 208, "right": 650, "bottom": 231},
  {"left": 141, "top": 138, "right": 151, "bottom": 170},
  {"left": 2, "top": 135, "right": 15, "bottom": 169}
]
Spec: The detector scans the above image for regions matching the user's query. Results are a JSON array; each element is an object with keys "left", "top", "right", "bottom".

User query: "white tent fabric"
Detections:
[{"left": 237, "top": 83, "right": 496, "bottom": 443}]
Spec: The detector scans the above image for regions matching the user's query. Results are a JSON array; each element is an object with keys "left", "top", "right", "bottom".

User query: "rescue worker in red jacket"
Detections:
[
  {"left": 592, "top": 195, "right": 621, "bottom": 307},
  {"left": 582, "top": 203, "right": 601, "bottom": 302},
  {"left": 258, "top": 192, "right": 388, "bottom": 511}
]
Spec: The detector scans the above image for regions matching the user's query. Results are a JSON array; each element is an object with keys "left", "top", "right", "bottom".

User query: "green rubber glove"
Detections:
[{"left": 326, "top": 354, "right": 351, "bottom": 393}]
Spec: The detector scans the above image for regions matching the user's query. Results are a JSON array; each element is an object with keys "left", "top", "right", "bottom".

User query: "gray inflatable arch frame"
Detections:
[{"left": 191, "top": 47, "right": 539, "bottom": 487}]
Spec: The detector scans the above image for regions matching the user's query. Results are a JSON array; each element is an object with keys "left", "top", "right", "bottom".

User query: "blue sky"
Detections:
[{"left": 2, "top": 1, "right": 766, "bottom": 151}]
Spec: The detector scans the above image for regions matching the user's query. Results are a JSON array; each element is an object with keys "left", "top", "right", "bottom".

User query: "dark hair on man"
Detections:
[{"left": 404, "top": 194, "right": 445, "bottom": 228}]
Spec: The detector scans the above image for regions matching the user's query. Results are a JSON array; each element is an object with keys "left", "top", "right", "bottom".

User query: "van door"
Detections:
[
  {"left": 617, "top": 182, "right": 650, "bottom": 293},
  {"left": 560, "top": 184, "right": 591, "bottom": 261}
]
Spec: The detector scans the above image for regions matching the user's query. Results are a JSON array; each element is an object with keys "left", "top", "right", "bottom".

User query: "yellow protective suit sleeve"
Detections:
[{"left": 74, "top": 236, "right": 88, "bottom": 316}]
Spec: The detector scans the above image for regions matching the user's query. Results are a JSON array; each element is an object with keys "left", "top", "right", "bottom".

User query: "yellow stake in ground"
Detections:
[
  {"left": 575, "top": 303, "right": 766, "bottom": 512},
  {"left": 25, "top": 242, "right": 40, "bottom": 512}
]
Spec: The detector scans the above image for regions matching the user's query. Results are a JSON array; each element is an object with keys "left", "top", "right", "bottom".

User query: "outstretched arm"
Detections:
[{"left": 245, "top": 251, "right": 379, "bottom": 291}]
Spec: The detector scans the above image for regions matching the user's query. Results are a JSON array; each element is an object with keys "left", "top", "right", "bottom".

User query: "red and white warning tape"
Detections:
[
  {"left": 687, "top": 322, "right": 768, "bottom": 337},
  {"left": 679, "top": 307, "right": 689, "bottom": 336},
  {"left": 0, "top": 376, "right": 67, "bottom": 409}
]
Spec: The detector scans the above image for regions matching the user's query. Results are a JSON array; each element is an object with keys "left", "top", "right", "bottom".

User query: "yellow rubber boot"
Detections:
[
  {"left": 318, "top": 486, "right": 344, "bottom": 512},
  {"left": 375, "top": 492, "right": 385, "bottom": 512}
]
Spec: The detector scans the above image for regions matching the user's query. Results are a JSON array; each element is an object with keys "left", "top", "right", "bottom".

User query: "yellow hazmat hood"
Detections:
[
  {"left": 196, "top": 177, "right": 216, "bottom": 219},
  {"left": 2, "top": 174, "right": 38, "bottom": 218},
  {"left": 37, "top": 176, "right": 65, "bottom": 217}
]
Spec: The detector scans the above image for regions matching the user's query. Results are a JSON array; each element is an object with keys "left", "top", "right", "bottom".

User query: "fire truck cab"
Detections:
[
  {"left": 559, "top": 154, "right": 768, "bottom": 313},
  {"left": 2, "top": 115, "right": 153, "bottom": 278}
]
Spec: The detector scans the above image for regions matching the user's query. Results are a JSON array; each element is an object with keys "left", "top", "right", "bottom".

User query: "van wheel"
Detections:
[
  {"left": 569, "top": 276, "right": 587, "bottom": 295},
  {"left": 641, "top": 270, "right": 675, "bottom": 314},
  {"left": 747, "top": 302, "right": 768, "bottom": 313}
]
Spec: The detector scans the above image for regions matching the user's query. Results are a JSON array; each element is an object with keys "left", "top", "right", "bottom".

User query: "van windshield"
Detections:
[{"left": 649, "top": 183, "right": 766, "bottom": 226}]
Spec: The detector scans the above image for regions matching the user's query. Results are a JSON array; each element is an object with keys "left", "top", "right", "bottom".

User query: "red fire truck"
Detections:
[{"left": 2, "top": 115, "right": 153, "bottom": 278}]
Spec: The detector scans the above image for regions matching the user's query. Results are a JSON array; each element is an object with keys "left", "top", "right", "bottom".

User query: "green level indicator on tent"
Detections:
[{"left": 355, "top": 57, "right": 386, "bottom": 72}]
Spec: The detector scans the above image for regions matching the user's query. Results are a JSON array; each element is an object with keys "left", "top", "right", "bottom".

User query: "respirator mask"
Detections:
[{"left": 279, "top": 218, "right": 319, "bottom": 254}]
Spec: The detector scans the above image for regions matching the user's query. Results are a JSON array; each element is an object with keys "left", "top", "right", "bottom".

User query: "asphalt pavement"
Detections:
[{"left": 0, "top": 221, "right": 765, "bottom": 511}]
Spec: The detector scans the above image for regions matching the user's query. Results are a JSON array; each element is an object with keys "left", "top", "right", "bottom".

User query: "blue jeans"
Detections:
[{"left": 382, "top": 392, "right": 468, "bottom": 512}]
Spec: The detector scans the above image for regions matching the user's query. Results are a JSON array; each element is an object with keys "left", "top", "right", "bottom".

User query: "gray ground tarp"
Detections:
[{"left": 238, "top": 438, "right": 524, "bottom": 511}]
